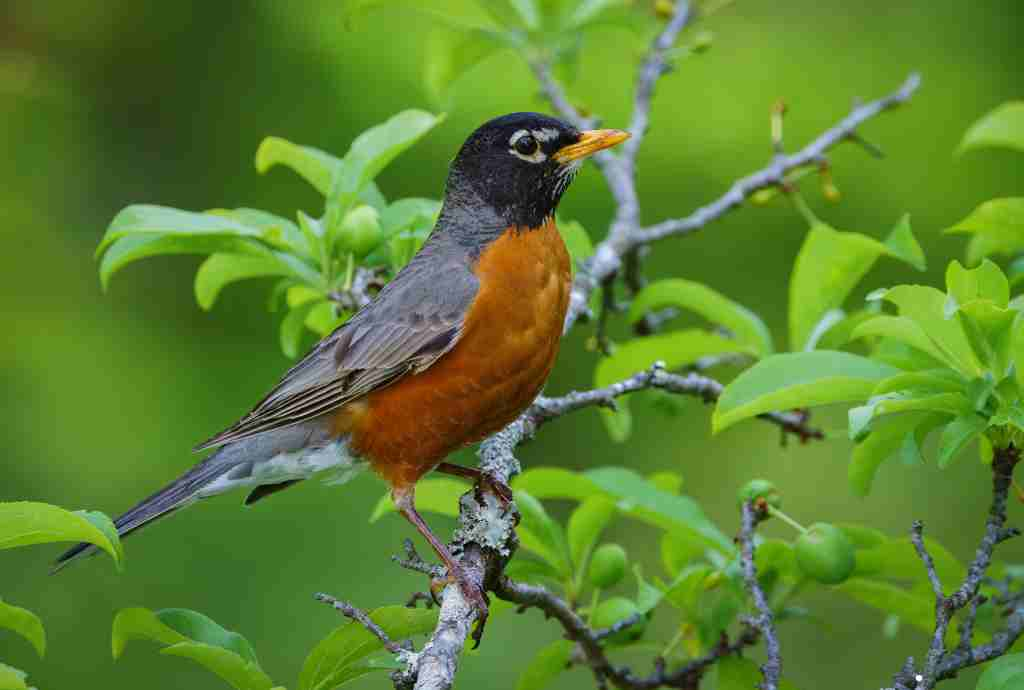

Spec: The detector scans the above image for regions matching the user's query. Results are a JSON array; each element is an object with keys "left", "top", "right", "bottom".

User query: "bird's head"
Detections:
[{"left": 444, "top": 112, "right": 629, "bottom": 231}]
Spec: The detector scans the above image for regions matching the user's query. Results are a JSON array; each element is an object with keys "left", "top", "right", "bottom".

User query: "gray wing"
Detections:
[{"left": 194, "top": 240, "right": 479, "bottom": 451}]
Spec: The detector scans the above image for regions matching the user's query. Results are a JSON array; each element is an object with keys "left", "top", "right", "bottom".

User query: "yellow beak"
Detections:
[{"left": 552, "top": 129, "right": 631, "bottom": 163}]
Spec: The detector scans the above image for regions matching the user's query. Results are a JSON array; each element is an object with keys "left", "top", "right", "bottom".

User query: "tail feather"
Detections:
[{"left": 52, "top": 458, "right": 233, "bottom": 572}]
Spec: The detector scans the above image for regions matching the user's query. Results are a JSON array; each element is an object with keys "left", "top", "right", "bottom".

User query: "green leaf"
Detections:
[
  {"left": 0, "top": 502, "right": 122, "bottom": 568},
  {"left": 627, "top": 279, "right": 773, "bottom": 356},
  {"left": 77, "top": 510, "right": 125, "bottom": 568},
  {"left": 585, "top": 467, "right": 734, "bottom": 554},
  {"left": 958, "top": 102, "right": 1024, "bottom": 155},
  {"left": 0, "top": 664, "right": 28, "bottom": 690},
  {"left": 511, "top": 468, "right": 601, "bottom": 501},
  {"left": 99, "top": 234, "right": 271, "bottom": 290},
  {"left": 332, "top": 110, "right": 444, "bottom": 211},
  {"left": 566, "top": 496, "right": 616, "bottom": 571},
  {"left": 660, "top": 533, "right": 705, "bottom": 576},
  {"left": 713, "top": 351, "right": 896, "bottom": 433},
  {"left": 516, "top": 491, "right": 571, "bottom": 577},
  {"left": 570, "top": 0, "right": 630, "bottom": 28},
  {"left": 161, "top": 644, "right": 273, "bottom": 690},
  {"left": 877, "top": 285, "right": 985, "bottom": 377},
  {"left": 299, "top": 606, "right": 437, "bottom": 690},
  {"left": 97, "top": 205, "right": 266, "bottom": 256},
  {"left": 975, "top": 653, "right": 1024, "bottom": 690},
  {"left": 368, "top": 478, "right": 466, "bottom": 522},
  {"left": 154, "top": 609, "right": 260, "bottom": 664},
  {"left": 851, "top": 315, "right": 953, "bottom": 369},
  {"left": 0, "top": 598, "right": 45, "bottom": 657},
  {"left": 379, "top": 198, "right": 442, "bottom": 238},
  {"left": 855, "top": 537, "right": 965, "bottom": 589},
  {"left": 884, "top": 214, "right": 927, "bottom": 271},
  {"left": 837, "top": 578, "right": 936, "bottom": 633},
  {"left": 112, "top": 608, "right": 271, "bottom": 690},
  {"left": 196, "top": 253, "right": 309, "bottom": 310},
  {"left": 789, "top": 222, "right": 923, "bottom": 351},
  {"left": 255, "top": 136, "right": 341, "bottom": 196},
  {"left": 597, "top": 330, "right": 754, "bottom": 441},
  {"left": 947, "top": 198, "right": 1024, "bottom": 264},
  {"left": 508, "top": 0, "right": 540, "bottom": 28},
  {"left": 937, "top": 413, "right": 988, "bottom": 468},
  {"left": 947, "top": 259, "right": 1010, "bottom": 309},
  {"left": 208, "top": 208, "right": 312, "bottom": 258},
  {"left": 280, "top": 299, "right": 325, "bottom": 358},
  {"left": 633, "top": 564, "right": 664, "bottom": 614},
  {"left": 849, "top": 412, "right": 946, "bottom": 496},
  {"left": 514, "top": 639, "right": 573, "bottom": 690}
]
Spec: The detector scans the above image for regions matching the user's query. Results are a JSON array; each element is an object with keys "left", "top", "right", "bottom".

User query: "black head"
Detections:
[{"left": 441, "top": 112, "right": 629, "bottom": 235}]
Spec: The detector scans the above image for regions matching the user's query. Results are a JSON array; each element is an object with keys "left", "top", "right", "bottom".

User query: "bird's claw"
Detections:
[
  {"left": 477, "top": 472, "right": 514, "bottom": 508},
  {"left": 428, "top": 567, "right": 491, "bottom": 648}
]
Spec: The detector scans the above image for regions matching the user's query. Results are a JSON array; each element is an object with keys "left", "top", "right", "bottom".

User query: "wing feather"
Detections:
[{"left": 194, "top": 239, "right": 479, "bottom": 451}]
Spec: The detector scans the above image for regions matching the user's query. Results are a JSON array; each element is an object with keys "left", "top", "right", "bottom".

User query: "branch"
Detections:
[
  {"left": 495, "top": 577, "right": 759, "bottom": 690},
  {"left": 887, "top": 445, "right": 1021, "bottom": 690},
  {"left": 530, "top": 363, "right": 823, "bottom": 443},
  {"left": 565, "top": 72, "right": 922, "bottom": 328},
  {"left": 738, "top": 501, "right": 782, "bottom": 690}
]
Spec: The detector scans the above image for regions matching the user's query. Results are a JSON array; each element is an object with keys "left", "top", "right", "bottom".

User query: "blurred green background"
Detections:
[{"left": 2, "top": 1, "right": 1023, "bottom": 688}]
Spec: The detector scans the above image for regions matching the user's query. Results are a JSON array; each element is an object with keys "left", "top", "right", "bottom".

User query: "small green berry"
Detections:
[
  {"left": 590, "top": 597, "right": 645, "bottom": 644},
  {"left": 737, "top": 479, "right": 781, "bottom": 509},
  {"left": 336, "top": 205, "right": 383, "bottom": 257},
  {"left": 588, "top": 543, "right": 628, "bottom": 589},
  {"left": 795, "top": 522, "right": 856, "bottom": 585}
]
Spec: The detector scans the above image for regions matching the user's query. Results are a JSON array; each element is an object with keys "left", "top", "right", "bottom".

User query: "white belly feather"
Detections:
[{"left": 197, "top": 438, "right": 367, "bottom": 499}]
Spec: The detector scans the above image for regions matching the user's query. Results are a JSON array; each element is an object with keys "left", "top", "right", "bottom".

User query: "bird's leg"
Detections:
[
  {"left": 434, "top": 462, "right": 513, "bottom": 506},
  {"left": 392, "top": 486, "right": 490, "bottom": 645}
]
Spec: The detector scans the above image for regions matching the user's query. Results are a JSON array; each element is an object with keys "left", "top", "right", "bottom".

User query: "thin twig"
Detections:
[
  {"left": 739, "top": 501, "right": 781, "bottom": 690},
  {"left": 495, "top": 577, "right": 759, "bottom": 689},
  {"left": 894, "top": 445, "right": 1021, "bottom": 690},
  {"left": 564, "top": 72, "right": 922, "bottom": 328},
  {"left": 529, "top": 363, "right": 824, "bottom": 442},
  {"left": 315, "top": 593, "right": 408, "bottom": 655}
]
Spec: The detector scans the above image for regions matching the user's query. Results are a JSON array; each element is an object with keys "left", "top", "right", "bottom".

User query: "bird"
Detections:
[{"left": 56, "top": 112, "right": 628, "bottom": 637}]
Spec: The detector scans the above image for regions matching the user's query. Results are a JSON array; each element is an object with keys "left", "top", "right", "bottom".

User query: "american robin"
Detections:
[{"left": 56, "top": 112, "right": 628, "bottom": 632}]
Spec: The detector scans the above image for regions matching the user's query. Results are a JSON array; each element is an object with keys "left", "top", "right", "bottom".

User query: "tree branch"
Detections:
[
  {"left": 530, "top": 363, "right": 823, "bottom": 442},
  {"left": 886, "top": 445, "right": 1021, "bottom": 690},
  {"left": 495, "top": 577, "right": 759, "bottom": 690},
  {"left": 738, "top": 501, "right": 782, "bottom": 690},
  {"left": 565, "top": 72, "right": 922, "bottom": 328}
]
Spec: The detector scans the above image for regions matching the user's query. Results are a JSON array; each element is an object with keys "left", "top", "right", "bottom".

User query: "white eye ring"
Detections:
[{"left": 509, "top": 129, "right": 547, "bottom": 163}]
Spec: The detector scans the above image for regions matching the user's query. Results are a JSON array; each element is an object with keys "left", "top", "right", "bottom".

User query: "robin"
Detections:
[{"left": 56, "top": 112, "right": 628, "bottom": 633}]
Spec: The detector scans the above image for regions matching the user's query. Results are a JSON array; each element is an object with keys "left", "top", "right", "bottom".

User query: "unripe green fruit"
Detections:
[
  {"left": 587, "top": 543, "right": 628, "bottom": 588},
  {"left": 337, "top": 205, "right": 382, "bottom": 257},
  {"left": 795, "top": 523, "right": 856, "bottom": 584},
  {"left": 590, "top": 597, "right": 645, "bottom": 644},
  {"left": 737, "top": 479, "right": 781, "bottom": 509}
]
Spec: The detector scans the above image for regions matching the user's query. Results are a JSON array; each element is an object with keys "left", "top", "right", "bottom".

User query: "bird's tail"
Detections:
[{"left": 52, "top": 454, "right": 234, "bottom": 572}]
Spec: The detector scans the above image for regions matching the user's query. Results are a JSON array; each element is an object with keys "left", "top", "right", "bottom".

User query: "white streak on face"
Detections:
[
  {"left": 509, "top": 129, "right": 547, "bottom": 164},
  {"left": 533, "top": 127, "right": 560, "bottom": 142},
  {"left": 551, "top": 157, "right": 582, "bottom": 199}
]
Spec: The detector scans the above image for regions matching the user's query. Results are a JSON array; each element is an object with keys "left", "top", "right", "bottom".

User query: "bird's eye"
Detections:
[{"left": 513, "top": 134, "right": 538, "bottom": 156}]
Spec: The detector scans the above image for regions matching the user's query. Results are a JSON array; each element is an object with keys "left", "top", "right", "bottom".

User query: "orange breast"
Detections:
[{"left": 347, "top": 218, "right": 571, "bottom": 489}]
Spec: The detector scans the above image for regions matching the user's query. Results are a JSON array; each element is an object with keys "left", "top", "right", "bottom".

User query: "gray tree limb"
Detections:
[{"left": 738, "top": 501, "right": 781, "bottom": 690}]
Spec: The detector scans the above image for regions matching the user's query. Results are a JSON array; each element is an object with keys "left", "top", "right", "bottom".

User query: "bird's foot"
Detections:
[
  {"left": 434, "top": 462, "right": 514, "bottom": 508},
  {"left": 428, "top": 565, "right": 490, "bottom": 648},
  {"left": 476, "top": 472, "right": 514, "bottom": 509}
]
